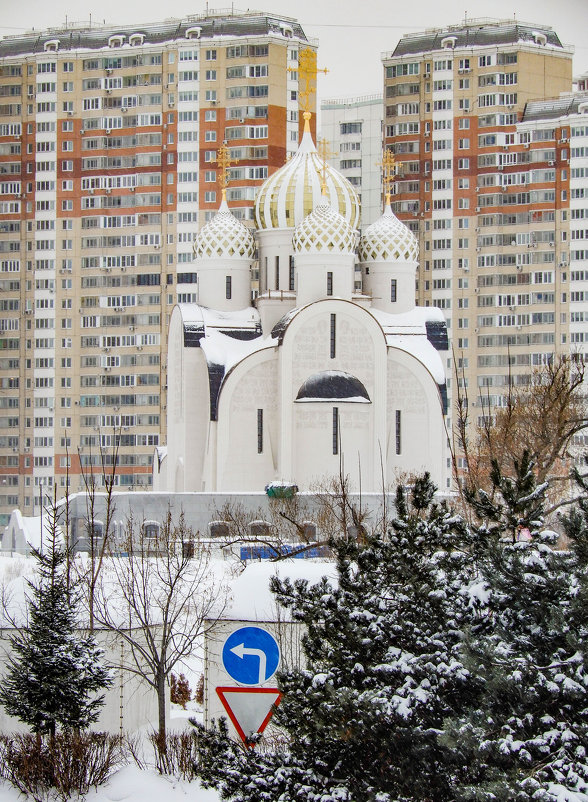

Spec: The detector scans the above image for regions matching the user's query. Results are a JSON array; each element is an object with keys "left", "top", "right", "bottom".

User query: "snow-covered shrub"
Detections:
[{"left": 0, "top": 732, "right": 126, "bottom": 801}]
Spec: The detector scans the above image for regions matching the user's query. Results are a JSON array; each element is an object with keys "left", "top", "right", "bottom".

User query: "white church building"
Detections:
[{"left": 153, "top": 113, "right": 449, "bottom": 496}]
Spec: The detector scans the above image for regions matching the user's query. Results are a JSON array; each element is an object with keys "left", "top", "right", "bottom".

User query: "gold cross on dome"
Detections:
[
  {"left": 215, "top": 141, "right": 239, "bottom": 196},
  {"left": 378, "top": 149, "right": 402, "bottom": 203},
  {"left": 317, "top": 137, "right": 336, "bottom": 193},
  {"left": 289, "top": 48, "right": 328, "bottom": 115}
]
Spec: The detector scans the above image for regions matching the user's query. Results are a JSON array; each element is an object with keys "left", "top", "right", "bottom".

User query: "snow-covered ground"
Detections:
[
  {"left": 0, "top": 765, "right": 222, "bottom": 802},
  {"left": 0, "top": 704, "right": 223, "bottom": 802}
]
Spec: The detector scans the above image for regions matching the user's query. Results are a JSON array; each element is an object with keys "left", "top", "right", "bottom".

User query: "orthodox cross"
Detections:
[
  {"left": 378, "top": 149, "right": 402, "bottom": 203},
  {"left": 289, "top": 48, "right": 328, "bottom": 116},
  {"left": 317, "top": 137, "right": 336, "bottom": 193},
  {"left": 216, "top": 141, "right": 239, "bottom": 199}
]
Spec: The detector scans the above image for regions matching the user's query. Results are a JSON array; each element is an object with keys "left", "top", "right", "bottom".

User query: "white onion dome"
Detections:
[
  {"left": 193, "top": 197, "right": 255, "bottom": 260},
  {"left": 292, "top": 200, "right": 357, "bottom": 255},
  {"left": 359, "top": 202, "right": 419, "bottom": 262},
  {"left": 254, "top": 115, "right": 360, "bottom": 231}
]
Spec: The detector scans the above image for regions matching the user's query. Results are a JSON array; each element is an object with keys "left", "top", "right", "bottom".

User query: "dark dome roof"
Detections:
[{"left": 295, "top": 370, "right": 370, "bottom": 402}]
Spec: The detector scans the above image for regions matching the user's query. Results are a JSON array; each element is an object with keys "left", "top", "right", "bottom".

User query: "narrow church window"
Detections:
[
  {"left": 327, "top": 271, "right": 333, "bottom": 296},
  {"left": 257, "top": 408, "right": 263, "bottom": 453},
  {"left": 225, "top": 275, "right": 232, "bottom": 299},
  {"left": 289, "top": 255, "right": 295, "bottom": 291},
  {"left": 275, "top": 256, "right": 280, "bottom": 290},
  {"left": 395, "top": 409, "right": 401, "bottom": 454},
  {"left": 391, "top": 279, "right": 397, "bottom": 303},
  {"left": 330, "top": 313, "right": 336, "bottom": 359},
  {"left": 332, "top": 407, "right": 339, "bottom": 455}
]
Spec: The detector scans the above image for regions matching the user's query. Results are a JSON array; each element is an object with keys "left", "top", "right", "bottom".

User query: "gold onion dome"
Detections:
[
  {"left": 254, "top": 115, "right": 360, "bottom": 230},
  {"left": 292, "top": 201, "right": 357, "bottom": 254},
  {"left": 358, "top": 201, "right": 419, "bottom": 262},
  {"left": 193, "top": 197, "right": 256, "bottom": 260}
]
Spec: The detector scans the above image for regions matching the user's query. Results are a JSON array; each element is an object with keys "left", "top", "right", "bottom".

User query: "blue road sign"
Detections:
[{"left": 222, "top": 626, "right": 280, "bottom": 686}]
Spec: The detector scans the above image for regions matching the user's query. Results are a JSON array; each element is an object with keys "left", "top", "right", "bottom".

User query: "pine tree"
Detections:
[
  {"left": 444, "top": 454, "right": 588, "bottom": 800},
  {"left": 194, "top": 475, "right": 477, "bottom": 801},
  {"left": 0, "top": 512, "right": 112, "bottom": 736}
]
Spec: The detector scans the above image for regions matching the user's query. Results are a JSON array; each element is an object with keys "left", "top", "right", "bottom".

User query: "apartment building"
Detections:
[
  {"left": 0, "top": 11, "right": 314, "bottom": 523},
  {"left": 320, "top": 94, "right": 383, "bottom": 227},
  {"left": 382, "top": 19, "right": 578, "bottom": 443}
]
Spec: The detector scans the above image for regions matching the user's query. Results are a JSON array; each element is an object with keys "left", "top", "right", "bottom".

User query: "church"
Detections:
[{"left": 153, "top": 111, "right": 449, "bottom": 495}]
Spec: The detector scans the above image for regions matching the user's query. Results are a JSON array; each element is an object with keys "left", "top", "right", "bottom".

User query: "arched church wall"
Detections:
[
  {"left": 278, "top": 300, "right": 388, "bottom": 492},
  {"left": 164, "top": 308, "right": 210, "bottom": 492},
  {"left": 180, "top": 350, "right": 210, "bottom": 492},
  {"left": 215, "top": 348, "right": 279, "bottom": 491},
  {"left": 385, "top": 348, "right": 446, "bottom": 490}
]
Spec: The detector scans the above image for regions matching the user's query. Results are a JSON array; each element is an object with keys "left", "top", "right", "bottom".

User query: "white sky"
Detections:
[{"left": 0, "top": 0, "right": 587, "bottom": 101}]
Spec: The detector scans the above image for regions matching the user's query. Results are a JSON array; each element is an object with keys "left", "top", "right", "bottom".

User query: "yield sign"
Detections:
[{"left": 216, "top": 686, "right": 281, "bottom": 747}]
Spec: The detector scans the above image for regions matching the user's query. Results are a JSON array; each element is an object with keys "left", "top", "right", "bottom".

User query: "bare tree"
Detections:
[
  {"left": 212, "top": 466, "right": 379, "bottom": 562},
  {"left": 78, "top": 430, "right": 120, "bottom": 631},
  {"left": 452, "top": 353, "right": 588, "bottom": 513},
  {"left": 92, "top": 511, "right": 228, "bottom": 746}
]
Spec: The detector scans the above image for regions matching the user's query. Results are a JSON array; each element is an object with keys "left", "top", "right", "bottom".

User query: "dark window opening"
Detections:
[
  {"left": 275, "top": 255, "right": 280, "bottom": 290},
  {"left": 333, "top": 407, "right": 339, "bottom": 455},
  {"left": 257, "top": 408, "right": 263, "bottom": 453},
  {"left": 327, "top": 271, "right": 333, "bottom": 296},
  {"left": 395, "top": 409, "right": 401, "bottom": 455},
  {"left": 225, "top": 275, "right": 232, "bottom": 299},
  {"left": 391, "top": 278, "right": 397, "bottom": 303},
  {"left": 330, "top": 313, "right": 336, "bottom": 359},
  {"left": 289, "top": 255, "right": 295, "bottom": 291}
]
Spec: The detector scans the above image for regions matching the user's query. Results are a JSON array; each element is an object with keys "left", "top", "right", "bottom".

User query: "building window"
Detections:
[
  {"left": 332, "top": 407, "right": 339, "bottom": 455},
  {"left": 327, "top": 271, "right": 333, "bottom": 296},
  {"left": 275, "top": 256, "right": 280, "bottom": 290},
  {"left": 395, "top": 410, "right": 401, "bottom": 455},
  {"left": 391, "top": 279, "right": 397, "bottom": 303},
  {"left": 330, "top": 313, "right": 336, "bottom": 359},
  {"left": 257, "top": 408, "right": 264, "bottom": 453},
  {"left": 225, "top": 276, "right": 232, "bottom": 300},
  {"left": 289, "top": 255, "right": 295, "bottom": 291}
]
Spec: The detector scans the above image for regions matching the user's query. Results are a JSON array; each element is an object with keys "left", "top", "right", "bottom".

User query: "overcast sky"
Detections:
[{"left": 1, "top": 0, "right": 586, "bottom": 100}]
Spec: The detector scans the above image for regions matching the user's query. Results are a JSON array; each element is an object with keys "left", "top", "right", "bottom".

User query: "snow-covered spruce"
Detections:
[
  {"left": 193, "top": 474, "right": 478, "bottom": 801},
  {"left": 0, "top": 526, "right": 112, "bottom": 735}
]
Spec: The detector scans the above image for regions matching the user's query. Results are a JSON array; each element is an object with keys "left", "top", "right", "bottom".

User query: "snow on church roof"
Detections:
[{"left": 296, "top": 371, "right": 371, "bottom": 403}]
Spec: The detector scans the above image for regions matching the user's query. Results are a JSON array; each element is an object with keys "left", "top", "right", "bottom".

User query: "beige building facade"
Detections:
[
  {"left": 0, "top": 12, "right": 315, "bottom": 523},
  {"left": 382, "top": 19, "right": 582, "bottom": 459}
]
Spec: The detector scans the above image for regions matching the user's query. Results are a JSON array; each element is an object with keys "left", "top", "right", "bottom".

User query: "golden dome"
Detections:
[{"left": 254, "top": 116, "right": 360, "bottom": 231}]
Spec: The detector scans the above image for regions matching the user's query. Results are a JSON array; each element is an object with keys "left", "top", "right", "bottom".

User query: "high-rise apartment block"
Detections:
[
  {"left": 320, "top": 94, "right": 383, "bottom": 228},
  {"left": 382, "top": 20, "right": 586, "bottom": 444},
  {"left": 0, "top": 12, "right": 314, "bottom": 523}
]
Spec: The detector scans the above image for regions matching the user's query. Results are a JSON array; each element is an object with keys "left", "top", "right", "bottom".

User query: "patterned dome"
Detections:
[
  {"left": 254, "top": 114, "right": 360, "bottom": 231},
  {"left": 292, "top": 201, "right": 357, "bottom": 254},
  {"left": 193, "top": 197, "right": 255, "bottom": 260},
  {"left": 359, "top": 202, "right": 419, "bottom": 263}
]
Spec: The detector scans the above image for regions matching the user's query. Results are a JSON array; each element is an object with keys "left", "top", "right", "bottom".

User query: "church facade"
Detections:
[{"left": 153, "top": 116, "right": 449, "bottom": 495}]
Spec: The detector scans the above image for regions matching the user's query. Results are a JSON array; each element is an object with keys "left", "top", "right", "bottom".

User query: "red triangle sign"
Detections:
[{"left": 216, "top": 686, "right": 282, "bottom": 747}]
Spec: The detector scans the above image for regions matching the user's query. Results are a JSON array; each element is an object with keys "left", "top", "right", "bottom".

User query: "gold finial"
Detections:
[
  {"left": 289, "top": 48, "right": 328, "bottom": 119},
  {"left": 317, "top": 137, "right": 336, "bottom": 194},
  {"left": 377, "top": 149, "right": 402, "bottom": 205},
  {"left": 215, "top": 141, "right": 239, "bottom": 200}
]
